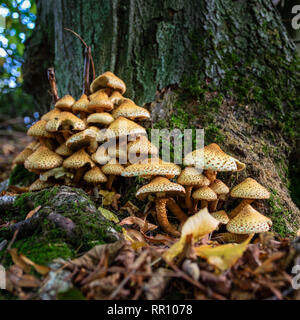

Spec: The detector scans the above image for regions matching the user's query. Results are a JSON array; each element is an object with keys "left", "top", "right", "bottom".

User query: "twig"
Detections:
[
  {"left": 83, "top": 46, "right": 91, "bottom": 95},
  {"left": 47, "top": 68, "right": 59, "bottom": 103}
]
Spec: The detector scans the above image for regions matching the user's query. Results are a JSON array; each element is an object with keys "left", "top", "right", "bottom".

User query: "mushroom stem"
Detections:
[
  {"left": 167, "top": 198, "right": 188, "bottom": 223},
  {"left": 193, "top": 199, "right": 199, "bottom": 212},
  {"left": 155, "top": 198, "right": 180, "bottom": 237},
  {"left": 55, "top": 133, "right": 64, "bottom": 145},
  {"left": 229, "top": 199, "right": 253, "bottom": 219},
  {"left": 209, "top": 198, "right": 219, "bottom": 212},
  {"left": 88, "top": 140, "right": 98, "bottom": 154},
  {"left": 47, "top": 67, "right": 59, "bottom": 103},
  {"left": 185, "top": 186, "right": 194, "bottom": 212},
  {"left": 106, "top": 175, "right": 115, "bottom": 190},
  {"left": 74, "top": 167, "right": 86, "bottom": 184},
  {"left": 200, "top": 200, "right": 208, "bottom": 209},
  {"left": 204, "top": 170, "right": 217, "bottom": 184},
  {"left": 38, "top": 138, "right": 54, "bottom": 150},
  {"left": 62, "top": 130, "right": 71, "bottom": 140}
]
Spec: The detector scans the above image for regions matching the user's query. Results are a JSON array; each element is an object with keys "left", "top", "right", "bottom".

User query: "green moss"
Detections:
[
  {"left": 9, "top": 164, "right": 37, "bottom": 187},
  {"left": 57, "top": 288, "right": 86, "bottom": 300}
]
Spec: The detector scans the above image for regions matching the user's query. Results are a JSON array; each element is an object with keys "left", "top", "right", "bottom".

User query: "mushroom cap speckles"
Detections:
[
  {"left": 55, "top": 95, "right": 75, "bottom": 111},
  {"left": 13, "top": 148, "right": 33, "bottom": 164},
  {"left": 92, "top": 146, "right": 111, "bottom": 165},
  {"left": 127, "top": 136, "right": 158, "bottom": 157},
  {"left": 177, "top": 167, "right": 210, "bottom": 186},
  {"left": 63, "top": 149, "right": 95, "bottom": 169},
  {"left": 66, "top": 127, "right": 99, "bottom": 150},
  {"left": 110, "top": 91, "right": 124, "bottom": 105},
  {"left": 192, "top": 186, "right": 217, "bottom": 201},
  {"left": 184, "top": 143, "right": 246, "bottom": 172},
  {"left": 230, "top": 177, "right": 270, "bottom": 200},
  {"left": 136, "top": 177, "right": 185, "bottom": 199},
  {"left": 112, "top": 100, "right": 150, "bottom": 120},
  {"left": 24, "top": 146, "right": 63, "bottom": 170},
  {"left": 41, "top": 108, "right": 61, "bottom": 121},
  {"left": 72, "top": 94, "right": 90, "bottom": 114},
  {"left": 210, "top": 210, "right": 229, "bottom": 224},
  {"left": 105, "top": 117, "right": 146, "bottom": 139},
  {"left": 87, "top": 112, "right": 114, "bottom": 126},
  {"left": 83, "top": 166, "right": 107, "bottom": 184},
  {"left": 210, "top": 179, "right": 230, "bottom": 195},
  {"left": 55, "top": 142, "right": 73, "bottom": 157},
  {"left": 27, "top": 120, "right": 56, "bottom": 138},
  {"left": 90, "top": 71, "right": 126, "bottom": 94},
  {"left": 101, "top": 160, "right": 124, "bottom": 175},
  {"left": 29, "top": 179, "right": 55, "bottom": 191},
  {"left": 122, "top": 159, "right": 181, "bottom": 178},
  {"left": 87, "top": 90, "right": 113, "bottom": 113},
  {"left": 226, "top": 204, "right": 272, "bottom": 234},
  {"left": 45, "top": 112, "right": 86, "bottom": 132}
]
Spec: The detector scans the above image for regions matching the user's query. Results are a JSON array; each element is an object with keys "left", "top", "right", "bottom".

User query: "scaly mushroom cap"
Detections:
[
  {"left": 230, "top": 177, "right": 270, "bottom": 200},
  {"left": 87, "top": 112, "right": 114, "bottom": 126},
  {"left": 45, "top": 112, "right": 86, "bottom": 132},
  {"left": 105, "top": 117, "right": 146, "bottom": 139},
  {"left": 92, "top": 146, "right": 111, "bottom": 165},
  {"left": 55, "top": 142, "right": 73, "bottom": 157},
  {"left": 13, "top": 148, "right": 34, "bottom": 165},
  {"left": 41, "top": 108, "right": 61, "bottom": 121},
  {"left": 26, "top": 141, "right": 41, "bottom": 151},
  {"left": 87, "top": 90, "right": 113, "bottom": 113},
  {"left": 40, "top": 167, "right": 74, "bottom": 181},
  {"left": 83, "top": 166, "right": 107, "bottom": 184},
  {"left": 184, "top": 143, "right": 246, "bottom": 172},
  {"left": 63, "top": 149, "right": 95, "bottom": 169},
  {"left": 110, "top": 91, "right": 124, "bottom": 105},
  {"left": 210, "top": 179, "right": 230, "bottom": 195},
  {"left": 136, "top": 177, "right": 185, "bottom": 199},
  {"left": 122, "top": 159, "right": 181, "bottom": 178},
  {"left": 29, "top": 179, "right": 55, "bottom": 191},
  {"left": 112, "top": 100, "right": 150, "bottom": 120},
  {"left": 101, "top": 159, "right": 124, "bottom": 175},
  {"left": 27, "top": 120, "right": 56, "bottom": 138},
  {"left": 107, "top": 141, "right": 127, "bottom": 160},
  {"left": 227, "top": 204, "right": 272, "bottom": 234},
  {"left": 55, "top": 95, "right": 75, "bottom": 112},
  {"left": 127, "top": 136, "right": 158, "bottom": 157},
  {"left": 211, "top": 210, "right": 229, "bottom": 224},
  {"left": 192, "top": 186, "right": 218, "bottom": 201},
  {"left": 66, "top": 127, "right": 99, "bottom": 150},
  {"left": 24, "top": 146, "right": 63, "bottom": 171},
  {"left": 90, "top": 71, "right": 126, "bottom": 94},
  {"left": 177, "top": 167, "right": 210, "bottom": 186},
  {"left": 72, "top": 94, "right": 90, "bottom": 114}
]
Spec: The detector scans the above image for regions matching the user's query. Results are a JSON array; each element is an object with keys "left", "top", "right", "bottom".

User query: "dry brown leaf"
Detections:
[
  {"left": 9, "top": 249, "right": 31, "bottom": 273},
  {"left": 120, "top": 201, "right": 141, "bottom": 216},
  {"left": 144, "top": 268, "right": 173, "bottom": 300},
  {"left": 119, "top": 216, "right": 157, "bottom": 231},
  {"left": 19, "top": 254, "right": 51, "bottom": 275},
  {"left": 99, "top": 190, "right": 116, "bottom": 206}
]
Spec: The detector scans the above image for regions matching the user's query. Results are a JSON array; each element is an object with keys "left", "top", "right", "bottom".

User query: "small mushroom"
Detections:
[
  {"left": 192, "top": 186, "right": 217, "bottom": 210},
  {"left": 90, "top": 71, "right": 126, "bottom": 95},
  {"left": 55, "top": 142, "right": 73, "bottom": 157},
  {"left": 210, "top": 210, "right": 229, "bottom": 225},
  {"left": 112, "top": 100, "right": 150, "bottom": 121},
  {"left": 92, "top": 145, "right": 111, "bottom": 165},
  {"left": 209, "top": 179, "right": 230, "bottom": 212},
  {"left": 72, "top": 94, "right": 90, "bottom": 119},
  {"left": 13, "top": 141, "right": 40, "bottom": 165},
  {"left": 83, "top": 166, "right": 107, "bottom": 192},
  {"left": 177, "top": 167, "right": 210, "bottom": 213},
  {"left": 101, "top": 159, "right": 124, "bottom": 190},
  {"left": 41, "top": 108, "right": 61, "bottom": 121},
  {"left": 88, "top": 90, "right": 113, "bottom": 113},
  {"left": 87, "top": 112, "right": 114, "bottom": 127},
  {"left": 29, "top": 179, "right": 55, "bottom": 191},
  {"left": 55, "top": 94, "right": 76, "bottom": 112},
  {"left": 136, "top": 177, "right": 186, "bottom": 237},
  {"left": 227, "top": 204, "right": 272, "bottom": 234},
  {"left": 109, "top": 91, "right": 125, "bottom": 106},
  {"left": 229, "top": 178, "right": 270, "bottom": 219},
  {"left": 127, "top": 135, "right": 158, "bottom": 164},
  {"left": 27, "top": 120, "right": 56, "bottom": 150}
]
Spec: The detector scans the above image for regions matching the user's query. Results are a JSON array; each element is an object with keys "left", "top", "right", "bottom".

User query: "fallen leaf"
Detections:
[
  {"left": 120, "top": 201, "right": 141, "bottom": 216},
  {"left": 19, "top": 254, "right": 51, "bottom": 275},
  {"left": 144, "top": 268, "right": 173, "bottom": 300},
  {"left": 99, "top": 190, "right": 116, "bottom": 206},
  {"left": 9, "top": 249, "right": 31, "bottom": 273},
  {"left": 98, "top": 207, "right": 119, "bottom": 223},
  {"left": 119, "top": 216, "right": 157, "bottom": 231}
]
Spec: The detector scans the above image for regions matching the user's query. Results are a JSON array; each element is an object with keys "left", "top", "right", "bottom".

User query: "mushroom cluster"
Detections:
[{"left": 13, "top": 71, "right": 273, "bottom": 240}]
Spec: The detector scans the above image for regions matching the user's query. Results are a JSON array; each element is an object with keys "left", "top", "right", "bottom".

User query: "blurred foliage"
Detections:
[{"left": 0, "top": 0, "right": 36, "bottom": 117}]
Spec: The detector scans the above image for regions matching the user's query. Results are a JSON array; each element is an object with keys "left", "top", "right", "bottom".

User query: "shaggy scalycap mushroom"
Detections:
[
  {"left": 55, "top": 95, "right": 75, "bottom": 112},
  {"left": 83, "top": 166, "right": 107, "bottom": 184},
  {"left": 90, "top": 71, "right": 126, "bottom": 95},
  {"left": 112, "top": 100, "right": 150, "bottom": 120},
  {"left": 210, "top": 210, "right": 229, "bottom": 225},
  {"left": 27, "top": 120, "right": 56, "bottom": 139},
  {"left": 127, "top": 136, "right": 158, "bottom": 161},
  {"left": 105, "top": 117, "right": 146, "bottom": 139},
  {"left": 45, "top": 112, "right": 86, "bottom": 132},
  {"left": 110, "top": 91, "right": 124, "bottom": 106},
  {"left": 88, "top": 90, "right": 113, "bottom": 113},
  {"left": 41, "top": 108, "right": 61, "bottom": 121},
  {"left": 63, "top": 148, "right": 95, "bottom": 169},
  {"left": 29, "top": 179, "right": 55, "bottom": 191},
  {"left": 72, "top": 94, "right": 90, "bottom": 116},
  {"left": 55, "top": 142, "right": 73, "bottom": 157},
  {"left": 87, "top": 112, "right": 114, "bottom": 126}
]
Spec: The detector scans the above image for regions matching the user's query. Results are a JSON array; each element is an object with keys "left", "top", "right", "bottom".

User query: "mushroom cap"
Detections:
[
  {"left": 66, "top": 127, "right": 99, "bottom": 150},
  {"left": 210, "top": 210, "right": 229, "bottom": 224},
  {"left": 177, "top": 167, "right": 210, "bottom": 186},
  {"left": 87, "top": 112, "right": 114, "bottom": 126},
  {"left": 107, "top": 141, "right": 127, "bottom": 160},
  {"left": 87, "top": 90, "right": 113, "bottom": 113},
  {"left": 210, "top": 179, "right": 230, "bottom": 195},
  {"left": 29, "top": 179, "right": 55, "bottom": 191},
  {"left": 110, "top": 91, "right": 124, "bottom": 105},
  {"left": 112, "top": 100, "right": 150, "bottom": 120},
  {"left": 136, "top": 176, "right": 185, "bottom": 199},
  {"left": 127, "top": 136, "right": 158, "bottom": 157},
  {"left": 101, "top": 159, "right": 124, "bottom": 175},
  {"left": 13, "top": 148, "right": 34, "bottom": 165},
  {"left": 40, "top": 167, "right": 74, "bottom": 181},
  {"left": 63, "top": 149, "right": 95, "bottom": 169},
  {"left": 192, "top": 186, "right": 218, "bottom": 201},
  {"left": 226, "top": 204, "right": 272, "bottom": 234},
  {"left": 92, "top": 145, "right": 111, "bottom": 165},
  {"left": 105, "top": 117, "right": 146, "bottom": 139},
  {"left": 83, "top": 166, "right": 107, "bottom": 183},
  {"left": 27, "top": 120, "right": 56, "bottom": 138},
  {"left": 24, "top": 146, "right": 63, "bottom": 171},
  {"left": 55, "top": 142, "right": 73, "bottom": 157},
  {"left": 55, "top": 95, "right": 75, "bottom": 112},
  {"left": 45, "top": 112, "right": 86, "bottom": 132},
  {"left": 26, "top": 141, "right": 41, "bottom": 151},
  {"left": 230, "top": 177, "right": 270, "bottom": 200},
  {"left": 72, "top": 94, "right": 90, "bottom": 114},
  {"left": 122, "top": 159, "right": 181, "bottom": 178},
  {"left": 41, "top": 108, "right": 61, "bottom": 121},
  {"left": 90, "top": 71, "right": 126, "bottom": 94},
  {"left": 184, "top": 143, "right": 246, "bottom": 172}
]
